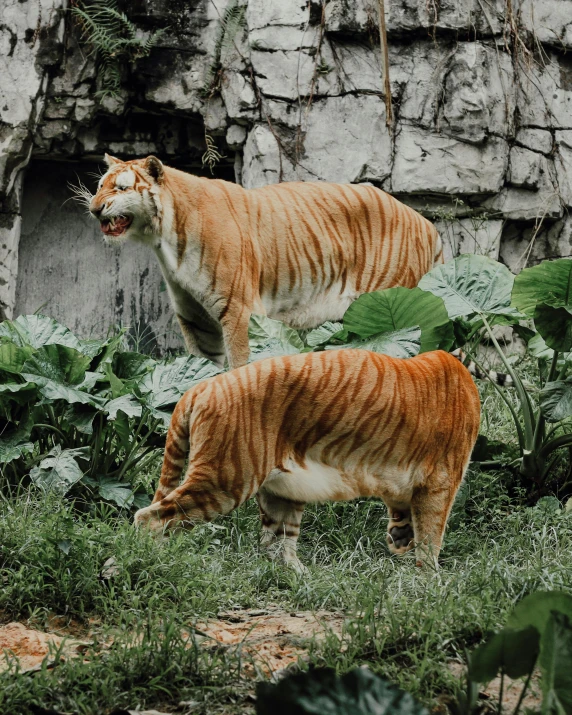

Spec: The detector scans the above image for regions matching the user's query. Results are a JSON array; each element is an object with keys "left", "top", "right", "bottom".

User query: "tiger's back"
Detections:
[
  {"left": 245, "top": 181, "right": 442, "bottom": 328},
  {"left": 135, "top": 349, "right": 480, "bottom": 568}
]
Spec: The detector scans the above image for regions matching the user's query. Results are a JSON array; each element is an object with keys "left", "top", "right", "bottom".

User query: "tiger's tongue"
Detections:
[{"left": 101, "top": 217, "right": 130, "bottom": 235}]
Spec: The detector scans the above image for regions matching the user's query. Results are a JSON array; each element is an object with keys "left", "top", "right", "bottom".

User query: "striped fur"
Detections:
[
  {"left": 88, "top": 155, "right": 443, "bottom": 369},
  {"left": 134, "top": 349, "right": 481, "bottom": 569}
]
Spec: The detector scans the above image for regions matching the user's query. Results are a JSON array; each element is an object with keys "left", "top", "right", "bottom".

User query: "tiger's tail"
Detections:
[
  {"left": 152, "top": 391, "right": 193, "bottom": 502},
  {"left": 451, "top": 349, "right": 513, "bottom": 387}
]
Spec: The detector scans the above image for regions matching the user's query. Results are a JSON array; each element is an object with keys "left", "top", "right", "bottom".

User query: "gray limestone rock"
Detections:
[{"left": 392, "top": 127, "right": 509, "bottom": 194}]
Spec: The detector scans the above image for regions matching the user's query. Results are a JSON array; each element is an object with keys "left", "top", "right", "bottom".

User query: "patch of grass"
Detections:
[{"left": 1, "top": 461, "right": 572, "bottom": 712}]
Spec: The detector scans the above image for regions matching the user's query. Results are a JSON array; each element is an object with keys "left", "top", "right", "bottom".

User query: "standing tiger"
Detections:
[
  {"left": 86, "top": 155, "right": 442, "bottom": 368},
  {"left": 134, "top": 349, "right": 480, "bottom": 569}
]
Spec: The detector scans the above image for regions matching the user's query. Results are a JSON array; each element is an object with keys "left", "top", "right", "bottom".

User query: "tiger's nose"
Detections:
[{"left": 90, "top": 201, "right": 105, "bottom": 217}]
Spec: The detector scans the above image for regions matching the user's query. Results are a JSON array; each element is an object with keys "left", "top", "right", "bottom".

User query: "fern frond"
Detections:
[{"left": 73, "top": 0, "right": 164, "bottom": 99}]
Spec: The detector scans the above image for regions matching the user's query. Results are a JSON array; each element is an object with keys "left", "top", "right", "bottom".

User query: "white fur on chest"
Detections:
[{"left": 154, "top": 237, "right": 220, "bottom": 318}]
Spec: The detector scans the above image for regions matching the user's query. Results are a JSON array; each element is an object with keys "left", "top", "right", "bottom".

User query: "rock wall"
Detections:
[{"left": 2, "top": 0, "right": 572, "bottom": 337}]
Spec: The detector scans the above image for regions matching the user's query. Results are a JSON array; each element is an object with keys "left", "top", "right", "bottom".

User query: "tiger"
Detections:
[
  {"left": 85, "top": 154, "right": 443, "bottom": 369},
  {"left": 134, "top": 348, "right": 481, "bottom": 570}
]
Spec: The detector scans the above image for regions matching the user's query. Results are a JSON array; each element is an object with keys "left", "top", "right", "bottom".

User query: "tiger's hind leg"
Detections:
[
  {"left": 386, "top": 505, "right": 415, "bottom": 555},
  {"left": 410, "top": 468, "right": 464, "bottom": 567},
  {"left": 257, "top": 486, "right": 307, "bottom": 573}
]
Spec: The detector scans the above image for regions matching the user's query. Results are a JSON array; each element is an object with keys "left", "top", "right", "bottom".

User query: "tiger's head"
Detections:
[{"left": 87, "top": 154, "right": 164, "bottom": 241}]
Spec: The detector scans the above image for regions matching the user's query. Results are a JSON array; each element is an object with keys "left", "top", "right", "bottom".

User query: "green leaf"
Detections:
[
  {"left": 0, "top": 424, "right": 34, "bottom": 464},
  {"left": 343, "top": 287, "right": 453, "bottom": 353},
  {"left": 536, "top": 496, "right": 562, "bottom": 513},
  {"left": 306, "top": 322, "right": 344, "bottom": 348},
  {"left": 76, "top": 338, "right": 107, "bottom": 359},
  {"left": 0, "top": 340, "right": 34, "bottom": 374},
  {"left": 419, "top": 254, "right": 515, "bottom": 319},
  {"left": 133, "top": 492, "right": 151, "bottom": 509},
  {"left": 529, "top": 333, "right": 555, "bottom": 361},
  {"left": 94, "top": 331, "right": 128, "bottom": 371},
  {"left": 507, "top": 592, "right": 572, "bottom": 635},
  {"left": 104, "top": 394, "right": 142, "bottom": 420},
  {"left": 0, "top": 315, "right": 82, "bottom": 350},
  {"left": 469, "top": 626, "right": 540, "bottom": 682},
  {"left": 22, "top": 344, "right": 90, "bottom": 386},
  {"left": 29, "top": 446, "right": 90, "bottom": 495},
  {"left": 138, "top": 356, "right": 222, "bottom": 409},
  {"left": 512, "top": 258, "right": 572, "bottom": 317},
  {"left": 21, "top": 345, "right": 103, "bottom": 407},
  {"left": 328, "top": 327, "right": 421, "bottom": 359},
  {"left": 249, "top": 314, "right": 305, "bottom": 359},
  {"left": 103, "top": 363, "right": 126, "bottom": 398},
  {"left": 98, "top": 479, "right": 134, "bottom": 508},
  {"left": 534, "top": 303, "right": 572, "bottom": 353},
  {"left": 539, "top": 612, "right": 572, "bottom": 715},
  {"left": 112, "top": 351, "right": 156, "bottom": 382},
  {"left": 255, "top": 667, "right": 429, "bottom": 715},
  {"left": 65, "top": 405, "right": 99, "bottom": 434},
  {"left": 540, "top": 378, "right": 572, "bottom": 423}
]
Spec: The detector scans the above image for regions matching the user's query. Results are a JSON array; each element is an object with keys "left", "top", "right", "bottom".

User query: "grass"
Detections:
[{"left": 1, "top": 382, "right": 572, "bottom": 713}]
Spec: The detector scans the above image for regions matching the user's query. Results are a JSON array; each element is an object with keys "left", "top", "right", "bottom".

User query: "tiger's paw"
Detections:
[
  {"left": 387, "top": 511, "right": 414, "bottom": 555},
  {"left": 134, "top": 506, "right": 166, "bottom": 537}
]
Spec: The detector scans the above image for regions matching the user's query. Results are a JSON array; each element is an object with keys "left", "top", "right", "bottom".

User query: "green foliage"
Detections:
[
  {"left": 419, "top": 253, "right": 516, "bottom": 319},
  {"left": 202, "top": 0, "right": 247, "bottom": 97},
  {"left": 0, "top": 315, "right": 221, "bottom": 508},
  {"left": 420, "top": 254, "right": 572, "bottom": 496},
  {"left": 72, "top": 0, "right": 164, "bottom": 98},
  {"left": 466, "top": 591, "right": 572, "bottom": 715},
  {"left": 256, "top": 667, "right": 429, "bottom": 715},
  {"left": 330, "top": 327, "right": 421, "bottom": 359},
  {"left": 342, "top": 286, "right": 453, "bottom": 353}
]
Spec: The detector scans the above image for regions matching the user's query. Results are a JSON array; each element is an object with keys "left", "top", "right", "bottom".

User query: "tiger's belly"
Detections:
[
  {"left": 262, "top": 459, "right": 415, "bottom": 505},
  {"left": 262, "top": 283, "right": 359, "bottom": 330}
]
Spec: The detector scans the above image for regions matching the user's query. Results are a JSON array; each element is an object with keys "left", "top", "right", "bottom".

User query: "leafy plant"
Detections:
[
  {"left": 256, "top": 667, "right": 428, "bottom": 715},
  {"left": 202, "top": 0, "right": 247, "bottom": 97},
  {"left": 460, "top": 590, "right": 572, "bottom": 714},
  {"left": 72, "top": 0, "right": 165, "bottom": 98},
  {"left": 419, "top": 254, "right": 572, "bottom": 498},
  {"left": 0, "top": 315, "right": 221, "bottom": 508}
]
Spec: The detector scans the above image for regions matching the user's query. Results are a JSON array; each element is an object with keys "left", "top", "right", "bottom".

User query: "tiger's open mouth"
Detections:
[{"left": 100, "top": 215, "right": 133, "bottom": 237}]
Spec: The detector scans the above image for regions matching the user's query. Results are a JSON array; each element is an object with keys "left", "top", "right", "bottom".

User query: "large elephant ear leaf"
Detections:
[
  {"left": 21, "top": 345, "right": 102, "bottom": 407},
  {"left": 0, "top": 314, "right": 82, "bottom": 350},
  {"left": 249, "top": 314, "right": 304, "bottom": 360},
  {"left": 419, "top": 254, "right": 515, "bottom": 319},
  {"left": 0, "top": 422, "right": 35, "bottom": 465},
  {"left": 343, "top": 286, "right": 453, "bottom": 353},
  {"left": 329, "top": 327, "right": 421, "bottom": 359},
  {"left": 512, "top": 258, "right": 572, "bottom": 317},
  {"left": 138, "top": 356, "right": 222, "bottom": 410},
  {"left": 533, "top": 303, "right": 572, "bottom": 352},
  {"left": 29, "top": 445, "right": 90, "bottom": 495},
  {"left": 507, "top": 591, "right": 572, "bottom": 634},
  {"left": 540, "top": 378, "right": 572, "bottom": 422},
  {"left": 0, "top": 339, "right": 34, "bottom": 375}
]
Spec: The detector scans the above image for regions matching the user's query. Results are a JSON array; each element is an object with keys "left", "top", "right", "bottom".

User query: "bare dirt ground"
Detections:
[{"left": 0, "top": 614, "right": 542, "bottom": 714}]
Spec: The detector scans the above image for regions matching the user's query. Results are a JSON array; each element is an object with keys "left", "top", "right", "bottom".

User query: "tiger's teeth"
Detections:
[{"left": 110, "top": 218, "right": 115, "bottom": 228}]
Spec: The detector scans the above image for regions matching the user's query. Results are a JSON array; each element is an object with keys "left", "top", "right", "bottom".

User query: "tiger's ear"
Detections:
[
  {"left": 104, "top": 153, "right": 121, "bottom": 167},
  {"left": 144, "top": 156, "right": 164, "bottom": 184}
]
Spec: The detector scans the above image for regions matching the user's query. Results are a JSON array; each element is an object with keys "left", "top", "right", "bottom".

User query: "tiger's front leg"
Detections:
[
  {"left": 135, "top": 474, "right": 239, "bottom": 534},
  {"left": 220, "top": 303, "right": 252, "bottom": 369},
  {"left": 177, "top": 314, "right": 225, "bottom": 367},
  {"left": 257, "top": 486, "right": 307, "bottom": 574}
]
